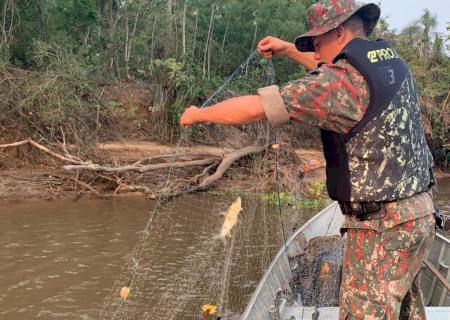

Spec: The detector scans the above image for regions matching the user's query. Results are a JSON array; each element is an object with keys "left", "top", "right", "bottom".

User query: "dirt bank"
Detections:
[
  {"left": 0, "top": 141, "right": 326, "bottom": 201},
  {"left": 2, "top": 140, "right": 448, "bottom": 202}
]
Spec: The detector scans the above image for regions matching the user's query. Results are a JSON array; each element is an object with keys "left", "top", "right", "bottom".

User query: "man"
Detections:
[{"left": 180, "top": 1, "right": 436, "bottom": 319}]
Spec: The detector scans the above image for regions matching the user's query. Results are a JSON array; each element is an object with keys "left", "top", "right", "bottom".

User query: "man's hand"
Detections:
[
  {"left": 180, "top": 106, "right": 199, "bottom": 128},
  {"left": 258, "top": 35, "right": 319, "bottom": 70},
  {"left": 257, "top": 36, "right": 292, "bottom": 59}
]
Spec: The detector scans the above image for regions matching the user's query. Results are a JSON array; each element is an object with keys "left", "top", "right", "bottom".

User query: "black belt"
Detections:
[{"left": 339, "top": 201, "right": 386, "bottom": 221}]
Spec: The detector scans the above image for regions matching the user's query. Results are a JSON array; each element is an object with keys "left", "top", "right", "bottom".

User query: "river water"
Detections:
[{"left": 0, "top": 180, "right": 449, "bottom": 319}]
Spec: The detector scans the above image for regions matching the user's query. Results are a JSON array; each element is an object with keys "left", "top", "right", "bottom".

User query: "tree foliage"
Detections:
[{"left": 0, "top": 1, "right": 449, "bottom": 165}]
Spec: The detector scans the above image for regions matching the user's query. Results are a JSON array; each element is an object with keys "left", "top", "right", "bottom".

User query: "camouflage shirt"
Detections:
[
  {"left": 281, "top": 59, "right": 370, "bottom": 133},
  {"left": 257, "top": 59, "right": 434, "bottom": 230}
]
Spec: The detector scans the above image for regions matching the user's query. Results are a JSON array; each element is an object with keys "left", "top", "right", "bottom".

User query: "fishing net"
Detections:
[
  {"left": 290, "top": 235, "right": 343, "bottom": 307},
  {"left": 100, "top": 50, "right": 337, "bottom": 320},
  {"left": 100, "top": 195, "right": 307, "bottom": 319}
]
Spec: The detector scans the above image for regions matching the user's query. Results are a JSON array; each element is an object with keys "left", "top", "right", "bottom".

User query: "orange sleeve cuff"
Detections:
[{"left": 258, "top": 85, "right": 290, "bottom": 128}]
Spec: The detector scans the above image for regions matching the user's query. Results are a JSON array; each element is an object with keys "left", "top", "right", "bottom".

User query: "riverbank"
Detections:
[
  {"left": 0, "top": 142, "right": 327, "bottom": 201},
  {"left": 2, "top": 140, "right": 449, "bottom": 202}
]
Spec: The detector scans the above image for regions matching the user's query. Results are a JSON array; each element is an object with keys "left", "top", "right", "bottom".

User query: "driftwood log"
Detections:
[
  {"left": 156, "top": 145, "right": 267, "bottom": 198},
  {"left": 0, "top": 139, "right": 269, "bottom": 198},
  {"left": 62, "top": 158, "right": 217, "bottom": 173}
]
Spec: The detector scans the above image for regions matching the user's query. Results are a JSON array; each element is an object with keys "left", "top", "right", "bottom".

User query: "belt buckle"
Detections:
[
  {"left": 339, "top": 202, "right": 384, "bottom": 220},
  {"left": 357, "top": 202, "right": 385, "bottom": 221},
  {"left": 364, "top": 202, "right": 381, "bottom": 213},
  {"left": 350, "top": 202, "right": 364, "bottom": 214}
]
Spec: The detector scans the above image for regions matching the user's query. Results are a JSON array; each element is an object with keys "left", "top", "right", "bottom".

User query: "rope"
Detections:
[
  {"left": 110, "top": 48, "right": 259, "bottom": 320},
  {"left": 267, "top": 60, "right": 293, "bottom": 273},
  {"left": 274, "top": 131, "right": 291, "bottom": 265}
]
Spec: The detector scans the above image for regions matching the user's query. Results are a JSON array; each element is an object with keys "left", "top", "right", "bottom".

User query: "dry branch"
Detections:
[
  {"left": 199, "top": 145, "right": 267, "bottom": 188},
  {"left": 0, "top": 139, "right": 83, "bottom": 165},
  {"left": 154, "top": 145, "right": 269, "bottom": 198},
  {"left": 1, "top": 138, "right": 271, "bottom": 199},
  {"left": 131, "top": 151, "right": 224, "bottom": 166},
  {"left": 63, "top": 158, "right": 216, "bottom": 173},
  {"left": 0, "top": 139, "right": 28, "bottom": 148},
  {"left": 64, "top": 176, "right": 107, "bottom": 199}
]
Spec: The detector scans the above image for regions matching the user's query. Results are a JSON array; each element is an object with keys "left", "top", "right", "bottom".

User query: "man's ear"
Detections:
[{"left": 335, "top": 26, "right": 346, "bottom": 44}]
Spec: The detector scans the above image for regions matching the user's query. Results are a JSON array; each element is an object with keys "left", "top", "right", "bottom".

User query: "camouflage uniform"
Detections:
[
  {"left": 258, "top": 1, "right": 436, "bottom": 319},
  {"left": 341, "top": 193, "right": 435, "bottom": 320}
]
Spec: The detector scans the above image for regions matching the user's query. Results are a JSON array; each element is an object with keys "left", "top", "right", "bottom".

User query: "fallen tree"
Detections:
[
  {"left": 155, "top": 145, "right": 268, "bottom": 198},
  {"left": 0, "top": 139, "right": 270, "bottom": 199}
]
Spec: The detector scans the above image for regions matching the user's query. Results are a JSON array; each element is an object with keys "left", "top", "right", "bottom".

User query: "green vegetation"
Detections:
[
  {"left": 209, "top": 188, "right": 329, "bottom": 209},
  {"left": 0, "top": 0, "right": 313, "bottom": 144},
  {"left": 0, "top": 1, "right": 448, "bottom": 167},
  {"left": 262, "top": 181, "right": 330, "bottom": 209},
  {"left": 262, "top": 192, "right": 330, "bottom": 209}
]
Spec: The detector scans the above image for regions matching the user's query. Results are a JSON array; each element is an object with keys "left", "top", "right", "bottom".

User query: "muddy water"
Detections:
[
  {"left": 0, "top": 194, "right": 316, "bottom": 319},
  {"left": 436, "top": 179, "right": 450, "bottom": 214},
  {"left": 1, "top": 180, "right": 449, "bottom": 320}
]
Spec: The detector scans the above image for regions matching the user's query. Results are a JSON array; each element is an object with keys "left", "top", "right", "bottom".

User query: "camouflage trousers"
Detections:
[{"left": 339, "top": 214, "right": 436, "bottom": 320}]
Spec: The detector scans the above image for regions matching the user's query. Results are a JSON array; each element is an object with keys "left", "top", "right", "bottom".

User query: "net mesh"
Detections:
[
  {"left": 100, "top": 195, "right": 297, "bottom": 319},
  {"left": 100, "top": 52, "right": 340, "bottom": 320},
  {"left": 290, "top": 235, "right": 343, "bottom": 308}
]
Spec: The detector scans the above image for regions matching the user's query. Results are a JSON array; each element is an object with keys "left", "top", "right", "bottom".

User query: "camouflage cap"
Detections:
[{"left": 295, "top": 0, "right": 381, "bottom": 52}]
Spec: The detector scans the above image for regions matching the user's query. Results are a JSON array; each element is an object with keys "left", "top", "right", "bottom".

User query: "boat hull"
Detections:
[{"left": 241, "top": 202, "right": 450, "bottom": 320}]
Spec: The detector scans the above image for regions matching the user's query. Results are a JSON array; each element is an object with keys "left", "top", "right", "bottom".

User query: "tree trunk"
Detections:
[
  {"left": 192, "top": 12, "right": 198, "bottom": 57},
  {"left": 174, "top": 9, "right": 178, "bottom": 56},
  {"left": 207, "top": 15, "right": 215, "bottom": 79},
  {"left": 439, "top": 89, "right": 450, "bottom": 122},
  {"left": 63, "top": 158, "right": 217, "bottom": 173},
  {"left": 125, "top": 1, "right": 143, "bottom": 73},
  {"left": 167, "top": 0, "right": 173, "bottom": 15},
  {"left": 182, "top": 2, "right": 187, "bottom": 57},
  {"left": 124, "top": 3, "right": 129, "bottom": 76},
  {"left": 203, "top": 6, "right": 215, "bottom": 78},
  {"left": 108, "top": 0, "right": 115, "bottom": 29},
  {"left": 166, "top": 0, "right": 176, "bottom": 56},
  {"left": 150, "top": 13, "right": 157, "bottom": 74},
  {"left": 1, "top": 1, "right": 8, "bottom": 47},
  {"left": 221, "top": 16, "right": 230, "bottom": 52},
  {"left": 0, "top": 0, "right": 16, "bottom": 49}
]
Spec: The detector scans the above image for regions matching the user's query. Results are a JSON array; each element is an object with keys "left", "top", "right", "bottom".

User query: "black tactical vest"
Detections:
[{"left": 321, "top": 38, "right": 433, "bottom": 202}]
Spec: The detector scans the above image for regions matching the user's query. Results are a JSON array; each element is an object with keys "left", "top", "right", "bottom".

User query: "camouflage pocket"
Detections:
[
  {"left": 380, "top": 215, "right": 435, "bottom": 283},
  {"left": 341, "top": 293, "right": 386, "bottom": 320},
  {"left": 381, "top": 216, "right": 432, "bottom": 251}
]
